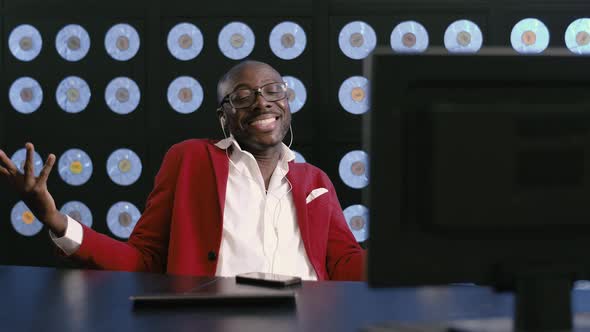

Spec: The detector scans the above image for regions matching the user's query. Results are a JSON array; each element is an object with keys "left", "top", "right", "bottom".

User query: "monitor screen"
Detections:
[{"left": 364, "top": 47, "right": 590, "bottom": 287}]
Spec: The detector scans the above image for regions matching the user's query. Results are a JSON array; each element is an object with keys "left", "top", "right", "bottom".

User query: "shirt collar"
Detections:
[{"left": 214, "top": 135, "right": 295, "bottom": 163}]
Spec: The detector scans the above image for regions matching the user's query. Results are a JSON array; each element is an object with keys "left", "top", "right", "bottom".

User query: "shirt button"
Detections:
[{"left": 208, "top": 251, "right": 217, "bottom": 261}]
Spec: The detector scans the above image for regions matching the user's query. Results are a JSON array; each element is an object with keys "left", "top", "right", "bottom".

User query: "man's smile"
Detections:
[{"left": 246, "top": 114, "right": 281, "bottom": 132}]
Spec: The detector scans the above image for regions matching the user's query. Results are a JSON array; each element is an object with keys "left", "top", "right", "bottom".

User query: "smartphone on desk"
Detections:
[{"left": 236, "top": 272, "right": 302, "bottom": 288}]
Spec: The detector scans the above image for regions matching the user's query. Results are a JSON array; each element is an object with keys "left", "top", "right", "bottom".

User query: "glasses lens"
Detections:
[
  {"left": 229, "top": 89, "right": 254, "bottom": 108},
  {"left": 261, "top": 83, "right": 287, "bottom": 102}
]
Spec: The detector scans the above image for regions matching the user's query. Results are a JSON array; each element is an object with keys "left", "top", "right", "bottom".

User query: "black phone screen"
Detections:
[{"left": 236, "top": 272, "right": 302, "bottom": 287}]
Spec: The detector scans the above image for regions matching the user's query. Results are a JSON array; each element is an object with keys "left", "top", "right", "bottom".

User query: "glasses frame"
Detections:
[{"left": 218, "top": 81, "right": 288, "bottom": 111}]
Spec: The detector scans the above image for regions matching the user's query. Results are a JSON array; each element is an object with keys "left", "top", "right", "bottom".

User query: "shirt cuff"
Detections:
[{"left": 49, "top": 215, "right": 83, "bottom": 256}]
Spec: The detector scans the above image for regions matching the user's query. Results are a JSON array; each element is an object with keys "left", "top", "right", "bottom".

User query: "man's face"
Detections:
[{"left": 220, "top": 64, "right": 291, "bottom": 152}]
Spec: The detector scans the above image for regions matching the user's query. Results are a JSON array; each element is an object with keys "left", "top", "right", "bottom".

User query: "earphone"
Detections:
[
  {"left": 218, "top": 113, "right": 295, "bottom": 273},
  {"left": 220, "top": 132, "right": 293, "bottom": 274},
  {"left": 220, "top": 116, "right": 228, "bottom": 138},
  {"left": 267, "top": 172, "right": 293, "bottom": 273}
]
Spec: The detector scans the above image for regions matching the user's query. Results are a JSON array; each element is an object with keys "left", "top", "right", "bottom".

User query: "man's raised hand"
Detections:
[{"left": 0, "top": 143, "right": 67, "bottom": 236}]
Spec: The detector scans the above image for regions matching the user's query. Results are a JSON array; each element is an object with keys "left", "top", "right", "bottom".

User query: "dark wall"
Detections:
[{"left": 1, "top": 0, "right": 589, "bottom": 267}]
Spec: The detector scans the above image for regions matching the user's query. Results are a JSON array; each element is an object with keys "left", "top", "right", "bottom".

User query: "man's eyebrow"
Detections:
[{"left": 231, "top": 83, "right": 250, "bottom": 91}]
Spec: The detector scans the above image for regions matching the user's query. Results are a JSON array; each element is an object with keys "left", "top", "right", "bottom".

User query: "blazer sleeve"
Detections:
[
  {"left": 322, "top": 172, "right": 367, "bottom": 281},
  {"left": 69, "top": 144, "right": 182, "bottom": 272}
]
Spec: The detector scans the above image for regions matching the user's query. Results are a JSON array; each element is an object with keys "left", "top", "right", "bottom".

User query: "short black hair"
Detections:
[{"left": 216, "top": 60, "right": 280, "bottom": 104}]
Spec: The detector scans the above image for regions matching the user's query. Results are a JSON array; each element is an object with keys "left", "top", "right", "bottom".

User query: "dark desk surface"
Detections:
[{"left": 3, "top": 265, "right": 590, "bottom": 332}]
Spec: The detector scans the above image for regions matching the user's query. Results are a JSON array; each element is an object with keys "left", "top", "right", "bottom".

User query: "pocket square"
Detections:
[{"left": 306, "top": 188, "right": 328, "bottom": 204}]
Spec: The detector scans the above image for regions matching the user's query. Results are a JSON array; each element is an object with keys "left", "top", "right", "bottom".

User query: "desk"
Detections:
[{"left": 2, "top": 265, "right": 590, "bottom": 332}]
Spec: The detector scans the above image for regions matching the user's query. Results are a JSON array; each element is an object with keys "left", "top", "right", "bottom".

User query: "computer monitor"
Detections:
[{"left": 364, "top": 47, "right": 590, "bottom": 331}]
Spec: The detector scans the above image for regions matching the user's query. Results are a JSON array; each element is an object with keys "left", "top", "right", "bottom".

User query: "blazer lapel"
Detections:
[
  {"left": 287, "top": 164, "right": 314, "bottom": 268},
  {"left": 207, "top": 142, "right": 229, "bottom": 221}
]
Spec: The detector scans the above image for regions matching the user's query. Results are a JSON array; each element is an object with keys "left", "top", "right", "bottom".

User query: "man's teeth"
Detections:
[{"left": 251, "top": 117, "right": 276, "bottom": 126}]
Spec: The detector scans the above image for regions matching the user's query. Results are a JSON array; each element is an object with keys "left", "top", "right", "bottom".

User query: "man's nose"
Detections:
[{"left": 252, "top": 92, "right": 272, "bottom": 109}]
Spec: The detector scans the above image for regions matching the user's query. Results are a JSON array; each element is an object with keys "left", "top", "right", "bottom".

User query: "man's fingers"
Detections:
[
  {"left": 38, "top": 154, "right": 55, "bottom": 183},
  {"left": 24, "top": 143, "right": 35, "bottom": 180},
  {"left": 0, "top": 149, "right": 18, "bottom": 174},
  {"left": 0, "top": 165, "right": 10, "bottom": 177}
]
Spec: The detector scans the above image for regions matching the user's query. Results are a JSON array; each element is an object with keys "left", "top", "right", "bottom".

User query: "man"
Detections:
[{"left": 0, "top": 60, "right": 365, "bottom": 281}]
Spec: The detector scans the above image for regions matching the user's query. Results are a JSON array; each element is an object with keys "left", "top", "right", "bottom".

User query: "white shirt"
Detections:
[{"left": 51, "top": 136, "right": 318, "bottom": 280}]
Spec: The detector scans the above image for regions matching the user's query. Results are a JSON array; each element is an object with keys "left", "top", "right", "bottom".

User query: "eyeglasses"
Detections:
[{"left": 219, "top": 82, "right": 288, "bottom": 109}]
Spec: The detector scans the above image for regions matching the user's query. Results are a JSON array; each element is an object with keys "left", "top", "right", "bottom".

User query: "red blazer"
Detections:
[{"left": 72, "top": 139, "right": 366, "bottom": 280}]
